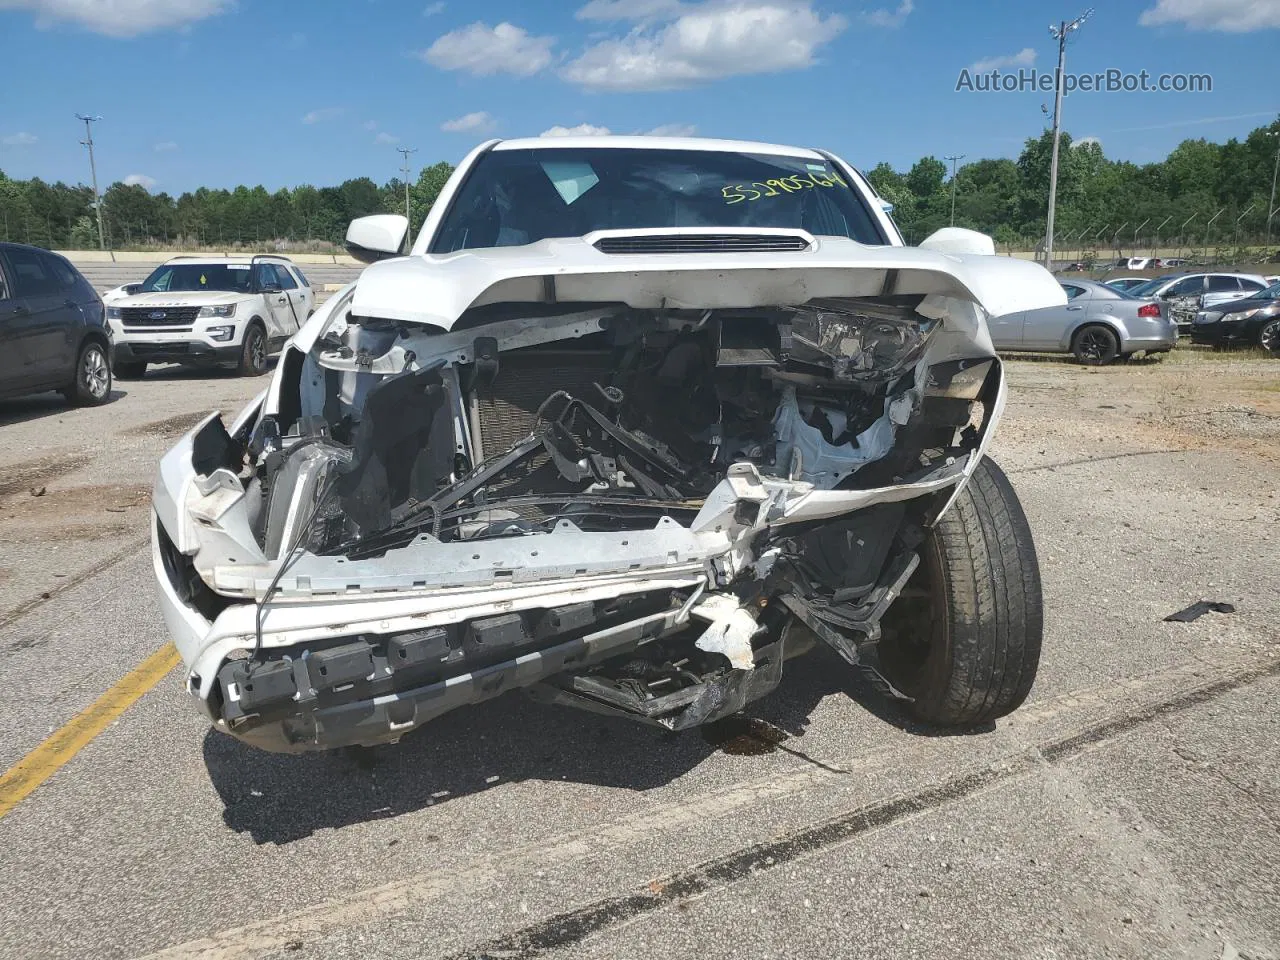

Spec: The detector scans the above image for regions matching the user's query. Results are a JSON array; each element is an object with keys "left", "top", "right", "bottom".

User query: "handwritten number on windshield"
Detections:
[{"left": 721, "top": 170, "right": 849, "bottom": 204}]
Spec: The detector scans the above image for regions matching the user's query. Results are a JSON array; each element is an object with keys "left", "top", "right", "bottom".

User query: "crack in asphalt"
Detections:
[
  {"left": 0, "top": 534, "right": 148, "bottom": 631},
  {"left": 444, "top": 656, "right": 1280, "bottom": 960},
  {"left": 1006, "top": 449, "right": 1192, "bottom": 475}
]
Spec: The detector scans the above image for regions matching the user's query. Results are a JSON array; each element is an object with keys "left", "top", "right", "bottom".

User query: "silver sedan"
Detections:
[{"left": 990, "top": 278, "right": 1178, "bottom": 365}]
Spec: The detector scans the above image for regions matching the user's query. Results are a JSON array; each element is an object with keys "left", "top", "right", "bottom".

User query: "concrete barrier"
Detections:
[{"left": 53, "top": 249, "right": 363, "bottom": 266}]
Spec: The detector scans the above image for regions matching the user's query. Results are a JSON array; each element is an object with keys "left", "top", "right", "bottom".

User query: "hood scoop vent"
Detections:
[{"left": 593, "top": 233, "right": 813, "bottom": 255}]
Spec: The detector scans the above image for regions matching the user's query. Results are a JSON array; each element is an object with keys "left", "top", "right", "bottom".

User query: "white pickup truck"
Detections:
[{"left": 151, "top": 136, "right": 1065, "bottom": 753}]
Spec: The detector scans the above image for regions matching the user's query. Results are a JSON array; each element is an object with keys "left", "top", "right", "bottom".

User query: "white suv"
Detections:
[{"left": 106, "top": 255, "right": 314, "bottom": 377}]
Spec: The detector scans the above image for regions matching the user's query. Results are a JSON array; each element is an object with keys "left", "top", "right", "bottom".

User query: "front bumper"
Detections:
[
  {"left": 115, "top": 340, "right": 241, "bottom": 366},
  {"left": 1189, "top": 319, "right": 1250, "bottom": 347},
  {"left": 108, "top": 316, "right": 248, "bottom": 366},
  {"left": 153, "top": 450, "right": 976, "bottom": 752}
]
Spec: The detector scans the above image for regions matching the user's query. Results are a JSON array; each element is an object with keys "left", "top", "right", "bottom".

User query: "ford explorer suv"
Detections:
[{"left": 106, "top": 255, "right": 313, "bottom": 377}]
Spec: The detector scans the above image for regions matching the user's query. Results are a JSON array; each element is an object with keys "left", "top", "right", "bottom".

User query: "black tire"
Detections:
[
  {"left": 114, "top": 360, "right": 148, "bottom": 379},
  {"left": 61, "top": 339, "right": 112, "bottom": 406},
  {"left": 879, "top": 457, "right": 1043, "bottom": 727},
  {"left": 1259, "top": 318, "right": 1280, "bottom": 356},
  {"left": 1071, "top": 324, "right": 1119, "bottom": 365},
  {"left": 236, "top": 322, "right": 268, "bottom": 376}
]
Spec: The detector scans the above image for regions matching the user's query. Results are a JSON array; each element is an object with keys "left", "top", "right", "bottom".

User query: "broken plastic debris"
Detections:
[
  {"left": 1164, "top": 601, "right": 1236, "bottom": 623},
  {"left": 691, "top": 594, "right": 759, "bottom": 670}
]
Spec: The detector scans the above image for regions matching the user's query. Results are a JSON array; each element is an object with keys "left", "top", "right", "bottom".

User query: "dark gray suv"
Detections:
[{"left": 0, "top": 242, "right": 113, "bottom": 406}]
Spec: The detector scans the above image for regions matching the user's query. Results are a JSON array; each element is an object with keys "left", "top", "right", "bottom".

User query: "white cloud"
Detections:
[
  {"left": 363, "top": 120, "right": 379, "bottom": 131},
  {"left": 153, "top": 140, "right": 178, "bottom": 152},
  {"left": 423, "top": 0, "right": 445, "bottom": 13},
  {"left": 374, "top": 131, "right": 400, "bottom": 144},
  {"left": 441, "top": 111, "right": 497, "bottom": 133},
  {"left": 576, "top": 0, "right": 686, "bottom": 19},
  {"left": 862, "top": 0, "right": 912, "bottom": 27},
  {"left": 1104, "top": 110, "right": 1280, "bottom": 133},
  {"left": 1073, "top": 136, "right": 1102, "bottom": 149},
  {"left": 2, "top": 132, "right": 38, "bottom": 146},
  {"left": 562, "top": 1, "right": 847, "bottom": 92},
  {"left": 644, "top": 123, "right": 697, "bottom": 136},
  {"left": 301, "top": 106, "right": 345, "bottom": 124},
  {"left": 0, "top": 0, "right": 230, "bottom": 37},
  {"left": 422, "top": 21, "right": 556, "bottom": 76},
  {"left": 1139, "top": 0, "right": 1280, "bottom": 31},
  {"left": 123, "top": 173, "right": 157, "bottom": 189},
  {"left": 541, "top": 123, "right": 613, "bottom": 137},
  {"left": 968, "top": 47, "right": 1037, "bottom": 73}
]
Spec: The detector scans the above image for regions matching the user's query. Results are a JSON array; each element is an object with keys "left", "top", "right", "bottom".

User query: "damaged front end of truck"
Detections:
[{"left": 152, "top": 235, "right": 1061, "bottom": 752}]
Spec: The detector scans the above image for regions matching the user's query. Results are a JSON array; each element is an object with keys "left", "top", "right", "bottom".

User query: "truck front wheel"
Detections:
[{"left": 878, "top": 456, "right": 1043, "bottom": 727}]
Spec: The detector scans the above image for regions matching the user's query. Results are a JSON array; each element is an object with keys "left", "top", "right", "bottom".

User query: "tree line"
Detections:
[
  {"left": 0, "top": 162, "right": 455, "bottom": 252},
  {"left": 1, "top": 117, "right": 1277, "bottom": 254},
  {"left": 870, "top": 118, "right": 1280, "bottom": 254}
]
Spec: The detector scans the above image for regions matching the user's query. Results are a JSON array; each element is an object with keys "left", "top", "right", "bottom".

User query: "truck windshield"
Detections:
[
  {"left": 429, "top": 147, "right": 886, "bottom": 253},
  {"left": 140, "top": 263, "right": 253, "bottom": 293}
]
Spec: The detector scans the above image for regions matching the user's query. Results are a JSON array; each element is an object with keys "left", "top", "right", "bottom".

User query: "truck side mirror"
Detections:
[{"left": 346, "top": 215, "right": 409, "bottom": 263}]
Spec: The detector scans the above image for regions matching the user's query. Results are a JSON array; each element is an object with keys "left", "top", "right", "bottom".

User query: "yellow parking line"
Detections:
[{"left": 0, "top": 643, "right": 180, "bottom": 819}]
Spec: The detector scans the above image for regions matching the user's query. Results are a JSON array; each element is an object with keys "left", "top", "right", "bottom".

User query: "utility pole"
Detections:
[
  {"left": 76, "top": 114, "right": 106, "bottom": 250},
  {"left": 944, "top": 154, "right": 965, "bottom": 226},
  {"left": 1265, "top": 131, "right": 1279, "bottom": 251},
  {"left": 396, "top": 146, "right": 417, "bottom": 242},
  {"left": 1043, "top": 8, "right": 1093, "bottom": 272}
]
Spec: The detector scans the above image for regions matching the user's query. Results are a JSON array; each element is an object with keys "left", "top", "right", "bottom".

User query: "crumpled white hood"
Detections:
[{"left": 349, "top": 234, "right": 1065, "bottom": 330}]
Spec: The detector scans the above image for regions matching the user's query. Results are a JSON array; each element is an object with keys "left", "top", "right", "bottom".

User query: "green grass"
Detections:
[{"left": 1164, "top": 344, "right": 1275, "bottom": 364}]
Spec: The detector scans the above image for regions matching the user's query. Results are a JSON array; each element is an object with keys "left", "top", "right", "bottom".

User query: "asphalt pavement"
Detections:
[{"left": 0, "top": 357, "right": 1277, "bottom": 960}]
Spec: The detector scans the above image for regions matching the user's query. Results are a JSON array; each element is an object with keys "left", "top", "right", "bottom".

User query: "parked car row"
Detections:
[
  {"left": 0, "top": 242, "right": 315, "bottom": 406},
  {"left": 1117, "top": 272, "right": 1270, "bottom": 333},
  {"left": 993, "top": 272, "right": 1280, "bottom": 364}
]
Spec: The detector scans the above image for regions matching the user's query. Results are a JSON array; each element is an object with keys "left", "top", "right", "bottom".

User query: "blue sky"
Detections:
[{"left": 1, "top": 0, "right": 1277, "bottom": 194}]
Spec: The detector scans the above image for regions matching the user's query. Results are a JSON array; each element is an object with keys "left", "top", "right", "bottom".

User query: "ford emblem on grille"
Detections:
[{"left": 148, "top": 311, "right": 166, "bottom": 320}]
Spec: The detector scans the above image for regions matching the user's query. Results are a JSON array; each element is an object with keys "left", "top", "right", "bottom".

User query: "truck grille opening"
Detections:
[
  {"left": 474, "top": 350, "right": 615, "bottom": 513},
  {"left": 121, "top": 306, "right": 202, "bottom": 327}
]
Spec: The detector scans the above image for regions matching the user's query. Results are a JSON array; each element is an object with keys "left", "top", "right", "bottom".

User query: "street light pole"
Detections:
[
  {"left": 1043, "top": 8, "right": 1093, "bottom": 272},
  {"left": 76, "top": 114, "right": 106, "bottom": 250},
  {"left": 944, "top": 154, "right": 965, "bottom": 226},
  {"left": 396, "top": 146, "right": 417, "bottom": 241}
]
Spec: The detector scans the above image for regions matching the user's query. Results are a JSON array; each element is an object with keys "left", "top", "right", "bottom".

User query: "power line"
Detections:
[{"left": 76, "top": 114, "right": 106, "bottom": 251}]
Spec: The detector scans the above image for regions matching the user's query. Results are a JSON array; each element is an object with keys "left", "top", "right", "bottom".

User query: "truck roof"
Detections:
[{"left": 490, "top": 135, "right": 826, "bottom": 159}]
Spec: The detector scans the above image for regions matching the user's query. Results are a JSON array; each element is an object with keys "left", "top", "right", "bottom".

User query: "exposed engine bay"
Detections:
[{"left": 154, "top": 284, "right": 1005, "bottom": 752}]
